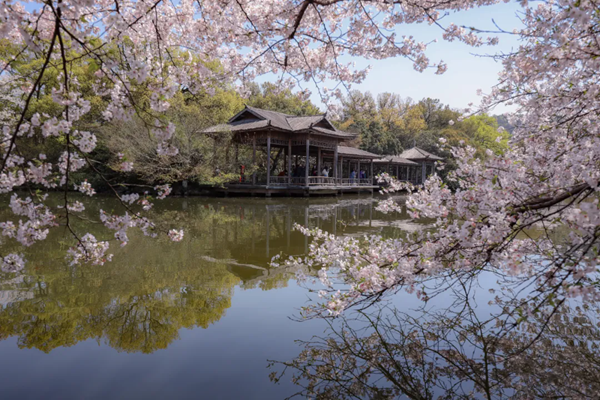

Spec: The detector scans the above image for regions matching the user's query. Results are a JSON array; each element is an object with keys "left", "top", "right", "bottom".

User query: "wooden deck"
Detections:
[{"left": 216, "top": 177, "right": 378, "bottom": 197}]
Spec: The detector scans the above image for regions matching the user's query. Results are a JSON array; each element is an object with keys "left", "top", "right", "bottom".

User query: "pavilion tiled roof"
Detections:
[
  {"left": 203, "top": 105, "right": 356, "bottom": 140},
  {"left": 204, "top": 119, "right": 269, "bottom": 133},
  {"left": 287, "top": 115, "right": 325, "bottom": 131},
  {"left": 373, "top": 155, "right": 419, "bottom": 165},
  {"left": 243, "top": 106, "right": 292, "bottom": 130},
  {"left": 337, "top": 146, "right": 380, "bottom": 159},
  {"left": 311, "top": 126, "right": 355, "bottom": 139},
  {"left": 398, "top": 146, "right": 443, "bottom": 161}
]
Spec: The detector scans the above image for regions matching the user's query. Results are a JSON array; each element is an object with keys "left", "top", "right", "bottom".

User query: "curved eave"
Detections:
[
  {"left": 335, "top": 146, "right": 380, "bottom": 159},
  {"left": 373, "top": 158, "right": 419, "bottom": 166},
  {"left": 407, "top": 157, "right": 443, "bottom": 162},
  {"left": 309, "top": 127, "right": 356, "bottom": 140}
]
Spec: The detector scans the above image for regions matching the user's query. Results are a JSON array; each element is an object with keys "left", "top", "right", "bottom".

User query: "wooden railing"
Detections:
[
  {"left": 268, "top": 176, "right": 290, "bottom": 185},
  {"left": 339, "top": 178, "right": 372, "bottom": 186},
  {"left": 262, "top": 176, "right": 376, "bottom": 187},
  {"left": 268, "top": 176, "right": 307, "bottom": 186},
  {"left": 307, "top": 177, "right": 337, "bottom": 186}
]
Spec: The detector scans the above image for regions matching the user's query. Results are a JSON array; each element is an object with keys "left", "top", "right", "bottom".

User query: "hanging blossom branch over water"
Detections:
[
  {"left": 0, "top": 0, "right": 504, "bottom": 270},
  {"left": 277, "top": 1, "right": 600, "bottom": 319},
  {"left": 270, "top": 295, "right": 600, "bottom": 398}
]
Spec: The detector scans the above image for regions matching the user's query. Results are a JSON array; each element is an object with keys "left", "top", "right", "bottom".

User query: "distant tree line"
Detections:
[{"left": 336, "top": 90, "right": 511, "bottom": 161}]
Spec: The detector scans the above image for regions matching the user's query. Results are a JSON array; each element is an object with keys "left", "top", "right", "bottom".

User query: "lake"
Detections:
[{"left": 0, "top": 194, "right": 421, "bottom": 399}]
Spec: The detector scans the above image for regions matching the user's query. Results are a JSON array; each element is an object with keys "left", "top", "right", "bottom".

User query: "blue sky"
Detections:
[{"left": 262, "top": 1, "right": 525, "bottom": 115}]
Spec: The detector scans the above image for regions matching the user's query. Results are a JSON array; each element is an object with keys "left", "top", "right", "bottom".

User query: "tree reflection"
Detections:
[
  {"left": 270, "top": 287, "right": 600, "bottom": 399},
  {"left": 0, "top": 195, "right": 400, "bottom": 353},
  {"left": 0, "top": 201, "right": 248, "bottom": 353},
  {"left": 0, "top": 258, "right": 239, "bottom": 353}
]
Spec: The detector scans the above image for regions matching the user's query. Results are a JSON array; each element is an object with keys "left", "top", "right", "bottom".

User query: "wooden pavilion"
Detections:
[
  {"left": 373, "top": 155, "right": 420, "bottom": 184},
  {"left": 324, "top": 146, "right": 380, "bottom": 186},
  {"left": 374, "top": 147, "right": 443, "bottom": 185},
  {"left": 399, "top": 147, "right": 443, "bottom": 184},
  {"left": 204, "top": 106, "right": 379, "bottom": 195}
]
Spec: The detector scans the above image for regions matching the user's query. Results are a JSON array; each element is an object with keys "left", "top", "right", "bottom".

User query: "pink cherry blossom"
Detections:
[
  {"left": 67, "top": 234, "right": 112, "bottom": 266},
  {"left": 168, "top": 229, "right": 184, "bottom": 242},
  {"left": 1, "top": 253, "right": 25, "bottom": 273},
  {"left": 75, "top": 180, "right": 96, "bottom": 196},
  {"left": 155, "top": 184, "right": 172, "bottom": 200}
]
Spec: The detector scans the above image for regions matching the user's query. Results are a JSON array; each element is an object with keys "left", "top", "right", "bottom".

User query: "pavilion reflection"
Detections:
[
  {"left": 208, "top": 195, "right": 415, "bottom": 285},
  {"left": 225, "top": 195, "right": 410, "bottom": 260}
]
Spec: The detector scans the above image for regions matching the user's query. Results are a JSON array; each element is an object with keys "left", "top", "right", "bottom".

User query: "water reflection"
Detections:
[
  {"left": 271, "top": 292, "right": 600, "bottom": 399},
  {"left": 0, "top": 195, "right": 414, "bottom": 354}
]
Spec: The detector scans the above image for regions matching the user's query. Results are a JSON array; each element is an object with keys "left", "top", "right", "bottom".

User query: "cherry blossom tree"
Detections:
[
  {"left": 277, "top": 0, "right": 600, "bottom": 343},
  {"left": 0, "top": 0, "right": 502, "bottom": 270},
  {"left": 1, "top": 0, "right": 599, "bottom": 342}
]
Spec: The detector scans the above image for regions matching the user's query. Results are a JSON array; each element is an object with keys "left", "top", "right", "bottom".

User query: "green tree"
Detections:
[
  {"left": 246, "top": 82, "right": 321, "bottom": 115},
  {"left": 353, "top": 120, "right": 403, "bottom": 155},
  {"left": 340, "top": 90, "right": 378, "bottom": 121},
  {"left": 458, "top": 114, "right": 510, "bottom": 156}
]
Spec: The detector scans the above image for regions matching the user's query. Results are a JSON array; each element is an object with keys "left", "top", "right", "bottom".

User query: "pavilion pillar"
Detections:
[
  {"left": 333, "top": 146, "right": 338, "bottom": 183},
  {"left": 305, "top": 139, "right": 310, "bottom": 186},
  {"left": 317, "top": 148, "right": 322, "bottom": 182},
  {"left": 348, "top": 159, "right": 351, "bottom": 180},
  {"left": 396, "top": 165, "right": 399, "bottom": 179},
  {"left": 370, "top": 160, "right": 373, "bottom": 183},
  {"left": 340, "top": 156, "right": 344, "bottom": 180},
  {"left": 421, "top": 161, "right": 426, "bottom": 184},
  {"left": 266, "top": 135, "right": 271, "bottom": 186},
  {"left": 406, "top": 165, "right": 409, "bottom": 182},
  {"left": 288, "top": 138, "right": 292, "bottom": 184},
  {"left": 358, "top": 161, "right": 361, "bottom": 185},
  {"left": 252, "top": 135, "right": 256, "bottom": 185}
]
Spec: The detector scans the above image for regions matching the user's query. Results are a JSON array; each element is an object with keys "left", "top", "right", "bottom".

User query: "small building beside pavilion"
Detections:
[
  {"left": 399, "top": 147, "right": 443, "bottom": 184},
  {"left": 374, "top": 147, "right": 443, "bottom": 185}
]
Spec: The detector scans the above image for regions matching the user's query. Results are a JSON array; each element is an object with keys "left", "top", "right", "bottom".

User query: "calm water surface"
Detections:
[{"left": 0, "top": 194, "right": 423, "bottom": 400}]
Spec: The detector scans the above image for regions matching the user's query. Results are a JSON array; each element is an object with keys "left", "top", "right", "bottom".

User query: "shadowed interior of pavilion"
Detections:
[{"left": 204, "top": 106, "right": 442, "bottom": 195}]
